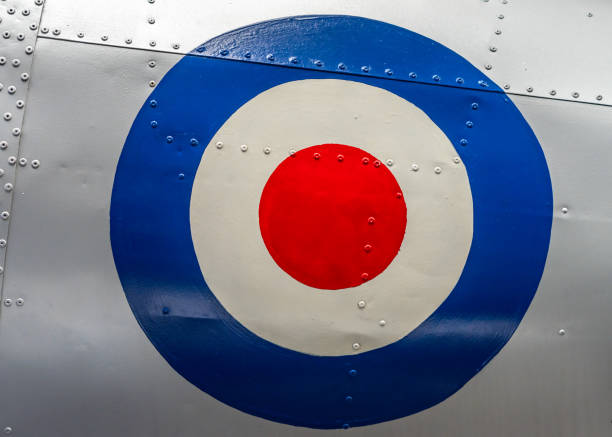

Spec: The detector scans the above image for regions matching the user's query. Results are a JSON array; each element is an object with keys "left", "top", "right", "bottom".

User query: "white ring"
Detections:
[{"left": 190, "top": 79, "right": 473, "bottom": 356}]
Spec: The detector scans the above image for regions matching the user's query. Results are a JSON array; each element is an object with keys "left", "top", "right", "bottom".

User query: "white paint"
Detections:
[{"left": 190, "top": 79, "right": 473, "bottom": 356}]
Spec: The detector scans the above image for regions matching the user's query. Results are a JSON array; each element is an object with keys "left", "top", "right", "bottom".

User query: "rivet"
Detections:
[
  {"left": 289, "top": 56, "right": 298, "bottom": 64},
  {"left": 16, "top": 100, "right": 25, "bottom": 109},
  {"left": 361, "top": 157, "right": 369, "bottom": 165},
  {"left": 216, "top": 141, "right": 224, "bottom": 149},
  {"left": 35, "top": 0, "right": 44, "bottom": 5},
  {"left": 166, "top": 136, "right": 173, "bottom": 143},
  {"left": 489, "top": 46, "right": 497, "bottom": 52},
  {"left": 40, "top": 27, "right": 49, "bottom": 34},
  {"left": 352, "top": 342, "right": 361, "bottom": 350},
  {"left": 572, "top": 92, "right": 579, "bottom": 98},
  {"left": 18, "top": 158, "right": 27, "bottom": 167},
  {"left": 22, "top": 8, "right": 31, "bottom": 16},
  {"left": 527, "top": 86, "right": 533, "bottom": 93},
  {"left": 31, "top": 160, "right": 40, "bottom": 169},
  {"left": 337, "top": 154, "right": 344, "bottom": 162},
  {"left": 0, "top": 57, "right": 6, "bottom": 65},
  {"left": 363, "top": 244, "right": 372, "bottom": 253},
  {"left": 52, "top": 29, "right": 61, "bottom": 36},
  {"left": 149, "top": 80, "right": 156, "bottom": 87},
  {"left": 7, "top": 8, "right": 15, "bottom": 15},
  {"left": 289, "top": 149, "right": 296, "bottom": 157},
  {"left": 4, "top": 183, "right": 13, "bottom": 192},
  {"left": 0, "top": 142, "right": 7, "bottom": 150},
  {"left": 504, "top": 84, "right": 511, "bottom": 90},
  {"left": 25, "top": 45, "right": 34, "bottom": 55},
  {"left": 178, "top": 173, "right": 185, "bottom": 180},
  {"left": 466, "top": 121, "right": 474, "bottom": 128},
  {"left": 342, "top": 424, "right": 350, "bottom": 430},
  {"left": 345, "top": 395, "right": 353, "bottom": 403},
  {"left": 485, "top": 64, "right": 492, "bottom": 70},
  {"left": 357, "top": 300, "right": 366, "bottom": 309},
  {"left": 561, "top": 207, "right": 568, "bottom": 214},
  {"left": 3, "top": 113, "right": 12, "bottom": 121},
  {"left": 162, "top": 306, "right": 169, "bottom": 315},
  {"left": 471, "top": 102, "right": 479, "bottom": 110},
  {"left": 498, "top": 14, "right": 504, "bottom": 19},
  {"left": 495, "top": 29, "right": 502, "bottom": 35},
  {"left": 386, "top": 159, "right": 394, "bottom": 167},
  {"left": 456, "top": 77, "right": 464, "bottom": 84},
  {"left": 263, "top": 147, "right": 271, "bottom": 155},
  {"left": 12, "top": 59, "right": 21, "bottom": 67},
  {"left": 220, "top": 49, "right": 229, "bottom": 56},
  {"left": 379, "top": 320, "right": 386, "bottom": 327},
  {"left": 190, "top": 138, "right": 199, "bottom": 146},
  {"left": 17, "top": 33, "right": 25, "bottom": 41},
  {"left": 150, "top": 120, "right": 158, "bottom": 128},
  {"left": 240, "top": 144, "right": 248, "bottom": 152},
  {"left": 125, "top": 38, "right": 132, "bottom": 45},
  {"left": 432, "top": 74, "right": 441, "bottom": 81},
  {"left": 558, "top": 329, "right": 566, "bottom": 336},
  {"left": 314, "top": 60, "right": 323, "bottom": 67},
  {"left": 434, "top": 166, "right": 442, "bottom": 174},
  {"left": 266, "top": 54, "right": 274, "bottom": 62},
  {"left": 16, "top": 298, "right": 24, "bottom": 306},
  {"left": 367, "top": 217, "right": 375, "bottom": 225},
  {"left": 243, "top": 52, "right": 251, "bottom": 58},
  {"left": 1, "top": 211, "right": 9, "bottom": 219},
  {"left": 20, "top": 73, "right": 29, "bottom": 81},
  {"left": 478, "top": 80, "right": 489, "bottom": 88},
  {"left": 411, "top": 163, "right": 419, "bottom": 171},
  {"left": 360, "top": 273, "right": 369, "bottom": 281},
  {"left": 596, "top": 95, "right": 603, "bottom": 101},
  {"left": 587, "top": 12, "right": 593, "bottom": 17},
  {"left": 148, "top": 17, "right": 156, "bottom": 24},
  {"left": 361, "top": 66, "right": 370, "bottom": 73},
  {"left": 0, "top": 239, "right": 6, "bottom": 247},
  {"left": 385, "top": 68, "right": 393, "bottom": 76},
  {"left": 12, "top": 128, "right": 20, "bottom": 137},
  {"left": 549, "top": 90, "right": 557, "bottom": 96},
  {"left": 148, "top": 60, "right": 156, "bottom": 68},
  {"left": 29, "top": 23, "right": 38, "bottom": 31},
  {"left": 3, "top": 298, "right": 11, "bottom": 307},
  {"left": 77, "top": 32, "right": 85, "bottom": 38},
  {"left": 149, "top": 41, "right": 156, "bottom": 47},
  {"left": 7, "top": 157, "right": 16, "bottom": 165},
  {"left": 149, "top": 99, "right": 157, "bottom": 108},
  {"left": 337, "top": 62, "right": 346, "bottom": 70},
  {"left": 313, "top": 152, "right": 320, "bottom": 160},
  {"left": 101, "top": 35, "right": 108, "bottom": 41},
  {"left": 148, "top": 0, "right": 155, "bottom": 3},
  {"left": 348, "top": 369, "right": 357, "bottom": 377},
  {"left": 8, "top": 86, "right": 16, "bottom": 94},
  {"left": 409, "top": 72, "right": 417, "bottom": 79}
]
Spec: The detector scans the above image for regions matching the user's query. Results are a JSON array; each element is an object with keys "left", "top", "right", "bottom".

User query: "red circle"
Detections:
[{"left": 258, "top": 144, "right": 407, "bottom": 290}]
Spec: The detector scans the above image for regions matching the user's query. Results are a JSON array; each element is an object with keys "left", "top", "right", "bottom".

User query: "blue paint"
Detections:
[{"left": 111, "top": 16, "right": 552, "bottom": 429}]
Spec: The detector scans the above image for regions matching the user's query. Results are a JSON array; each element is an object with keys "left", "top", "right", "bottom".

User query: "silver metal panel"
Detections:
[
  {"left": 0, "top": 0, "right": 44, "bottom": 308},
  {"left": 0, "top": 34, "right": 610, "bottom": 435},
  {"left": 38, "top": 0, "right": 612, "bottom": 105}
]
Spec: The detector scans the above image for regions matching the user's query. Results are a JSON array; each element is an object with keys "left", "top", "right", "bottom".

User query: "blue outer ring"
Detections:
[{"left": 111, "top": 16, "right": 553, "bottom": 429}]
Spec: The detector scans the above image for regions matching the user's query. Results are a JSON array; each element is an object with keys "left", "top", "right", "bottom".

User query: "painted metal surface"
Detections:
[
  {"left": 38, "top": 0, "right": 612, "bottom": 105},
  {"left": 0, "top": 0, "right": 610, "bottom": 436}
]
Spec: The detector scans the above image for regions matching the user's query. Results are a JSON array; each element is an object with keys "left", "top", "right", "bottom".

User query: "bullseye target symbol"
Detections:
[{"left": 111, "top": 15, "right": 552, "bottom": 429}]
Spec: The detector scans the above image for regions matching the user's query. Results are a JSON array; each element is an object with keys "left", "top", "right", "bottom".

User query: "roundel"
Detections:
[{"left": 111, "top": 15, "right": 553, "bottom": 429}]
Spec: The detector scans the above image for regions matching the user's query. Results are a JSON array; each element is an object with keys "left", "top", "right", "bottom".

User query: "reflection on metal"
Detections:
[{"left": 0, "top": 0, "right": 611, "bottom": 436}]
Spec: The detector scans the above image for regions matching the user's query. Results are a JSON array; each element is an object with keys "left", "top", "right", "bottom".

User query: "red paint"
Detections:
[{"left": 258, "top": 144, "right": 407, "bottom": 290}]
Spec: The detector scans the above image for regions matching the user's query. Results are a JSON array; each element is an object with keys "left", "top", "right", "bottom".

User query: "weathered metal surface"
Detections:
[{"left": 0, "top": 0, "right": 611, "bottom": 435}]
